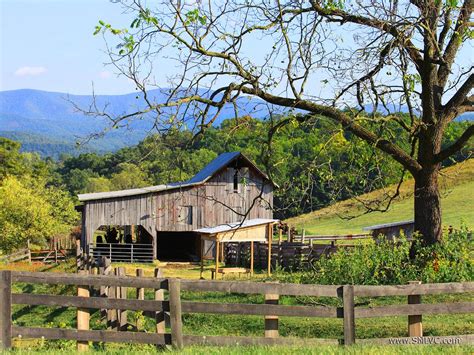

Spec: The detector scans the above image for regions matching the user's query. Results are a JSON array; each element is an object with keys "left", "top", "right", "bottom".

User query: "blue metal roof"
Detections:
[
  {"left": 185, "top": 151, "right": 241, "bottom": 184},
  {"left": 79, "top": 151, "right": 274, "bottom": 201}
]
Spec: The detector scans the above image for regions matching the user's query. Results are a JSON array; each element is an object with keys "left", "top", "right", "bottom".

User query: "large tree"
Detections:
[{"left": 94, "top": 0, "right": 473, "bottom": 245}]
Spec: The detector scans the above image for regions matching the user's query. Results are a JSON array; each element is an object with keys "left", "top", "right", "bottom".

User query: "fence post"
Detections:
[
  {"left": 168, "top": 278, "right": 183, "bottom": 349},
  {"left": 136, "top": 269, "right": 144, "bottom": 300},
  {"left": 264, "top": 282, "right": 279, "bottom": 338},
  {"left": 0, "top": 271, "right": 12, "bottom": 350},
  {"left": 408, "top": 280, "right": 423, "bottom": 337},
  {"left": 343, "top": 285, "right": 355, "bottom": 345},
  {"left": 155, "top": 269, "right": 167, "bottom": 334},
  {"left": 77, "top": 270, "right": 90, "bottom": 351},
  {"left": 27, "top": 240, "right": 32, "bottom": 263},
  {"left": 117, "top": 267, "right": 128, "bottom": 331}
]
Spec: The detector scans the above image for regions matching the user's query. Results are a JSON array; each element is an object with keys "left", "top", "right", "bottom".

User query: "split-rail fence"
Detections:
[{"left": 0, "top": 270, "right": 472, "bottom": 350}]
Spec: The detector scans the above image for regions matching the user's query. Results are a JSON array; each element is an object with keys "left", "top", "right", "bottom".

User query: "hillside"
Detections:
[{"left": 285, "top": 159, "right": 474, "bottom": 234}]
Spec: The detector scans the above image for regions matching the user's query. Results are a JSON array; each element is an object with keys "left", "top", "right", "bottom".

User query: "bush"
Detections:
[{"left": 274, "top": 227, "right": 473, "bottom": 285}]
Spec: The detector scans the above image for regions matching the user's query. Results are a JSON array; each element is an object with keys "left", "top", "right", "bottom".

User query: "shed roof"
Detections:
[
  {"left": 363, "top": 220, "right": 414, "bottom": 231},
  {"left": 78, "top": 152, "right": 273, "bottom": 202},
  {"left": 194, "top": 218, "right": 279, "bottom": 235}
]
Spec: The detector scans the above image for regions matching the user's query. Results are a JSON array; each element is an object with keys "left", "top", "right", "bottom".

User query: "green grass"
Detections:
[{"left": 285, "top": 159, "right": 474, "bottom": 235}]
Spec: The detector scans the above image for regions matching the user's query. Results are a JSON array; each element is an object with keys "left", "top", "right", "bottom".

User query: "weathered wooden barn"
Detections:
[{"left": 77, "top": 152, "right": 275, "bottom": 262}]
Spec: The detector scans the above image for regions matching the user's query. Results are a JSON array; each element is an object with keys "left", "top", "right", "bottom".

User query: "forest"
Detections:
[{"left": 0, "top": 115, "right": 472, "bottom": 252}]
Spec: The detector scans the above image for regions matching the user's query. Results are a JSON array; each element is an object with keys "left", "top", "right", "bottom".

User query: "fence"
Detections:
[
  {"left": 0, "top": 249, "right": 31, "bottom": 264},
  {"left": 89, "top": 243, "right": 154, "bottom": 263},
  {"left": 0, "top": 270, "right": 473, "bottom": 350}
]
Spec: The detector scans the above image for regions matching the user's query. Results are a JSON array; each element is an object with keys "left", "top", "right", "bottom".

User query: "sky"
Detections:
[{"left": 1, "top": 0, "right": 137, "bottom": 94}]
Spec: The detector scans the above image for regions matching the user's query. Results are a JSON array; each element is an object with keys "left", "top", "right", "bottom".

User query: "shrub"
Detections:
[{"left": 274, "top": 226, "right": 473, "bottom": 285}]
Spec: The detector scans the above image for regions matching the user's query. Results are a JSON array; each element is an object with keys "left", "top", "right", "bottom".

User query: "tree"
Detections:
[{"left": 95, "top": 0, "right": 473, "bottom": 246}]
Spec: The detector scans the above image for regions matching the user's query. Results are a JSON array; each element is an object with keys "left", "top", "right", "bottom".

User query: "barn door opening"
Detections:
[{"left": 156, "top": 231, "right": 201, "bottom": 262}]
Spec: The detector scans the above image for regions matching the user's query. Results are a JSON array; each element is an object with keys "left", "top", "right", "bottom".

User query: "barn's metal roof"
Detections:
[
  {"left": 78, "top": 152, "right": 273, "bottom": 202},
  {"left": 363, "top": 220, "right": 414, "bottom": 231},
  {"left": 194, "top": 218, "right": 279, "bottom": 235}
]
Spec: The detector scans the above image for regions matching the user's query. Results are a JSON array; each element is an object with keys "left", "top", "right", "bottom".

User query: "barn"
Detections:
[{"left": 77, "top": 152, "right": 276, "bottom": 263}]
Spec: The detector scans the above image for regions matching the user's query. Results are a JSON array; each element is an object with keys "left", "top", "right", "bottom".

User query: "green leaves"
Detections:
[{"left": 185, "top": 9, "right": 207, "bottom": 26}]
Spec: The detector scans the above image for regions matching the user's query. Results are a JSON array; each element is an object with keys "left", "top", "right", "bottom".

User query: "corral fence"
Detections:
[
  {"left": 0, "top": 270, "right": 473, "bottom": 350},
  {"left": 0, "top": 249, "right": 31, "bottom": 264},
  {"left": 225, "top": 233, "right": 373, "bottom": 270},
  {"left": 88, "top": 243, "right": 154, "bottom": 263}
]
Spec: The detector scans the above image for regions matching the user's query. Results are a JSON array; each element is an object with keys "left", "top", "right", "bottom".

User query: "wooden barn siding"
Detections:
[
  {"left": 82, "top": 166, "right": 274, "bottom": 252},
  {"left": 83, "top": 194, "right": 156, "bottom": 247},
  {"left": 154, "top": 167, "right": 273, "bottom": 232}
]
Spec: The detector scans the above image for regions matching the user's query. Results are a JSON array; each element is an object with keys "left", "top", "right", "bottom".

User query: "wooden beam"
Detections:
[
  {"left": 267, "top": 224, "right": 272, "bottom": 277},
  {"left": 250, "top": 241, "right": 254, "bottom": 277},
  {"left": 77, "top": 270, "right": 89, "bottom": 351},
  {"left": 168, "top": 279, "right": 183, "bottom": 349},
  {"left": 408, "top": 281, "right": 422, "bottom": 337},
  {"left": 215, "top": 241, "right": 220, "bottom": 280},
  {"left": 0, "top": 271, "right": 12, "bottom": 350},
  {"left": 343, "top": 285, "right": 355, "bottom": 345},
  {"left": 200, "top": 237, "right": 204, "bottom": 279}
]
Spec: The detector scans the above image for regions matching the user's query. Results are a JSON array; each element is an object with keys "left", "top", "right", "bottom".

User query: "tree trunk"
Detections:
[{"left": 413, "top": 167, "right": 442, "bottom": 246}]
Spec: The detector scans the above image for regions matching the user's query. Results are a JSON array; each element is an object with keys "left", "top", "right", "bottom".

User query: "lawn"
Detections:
[{"left": 285, "top": 159, "right": 474, "bottom": 235}]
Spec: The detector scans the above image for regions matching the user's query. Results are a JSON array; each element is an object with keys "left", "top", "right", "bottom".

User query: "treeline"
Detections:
[{"left": 0, "top": 115, "right": 471, "bottom": 251}]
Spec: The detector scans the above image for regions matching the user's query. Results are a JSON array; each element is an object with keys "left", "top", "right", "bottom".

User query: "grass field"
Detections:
[{"left": 285, "top": 159, "right": 474, "bottom": 235}]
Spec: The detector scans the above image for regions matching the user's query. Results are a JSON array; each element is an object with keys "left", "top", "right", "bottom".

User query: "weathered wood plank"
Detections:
[
  {"left": 76, "top": 270, "right": 89, "bottom": 351},
  {"left": 355, "top": 302, "right": 474, "bottom": 318},
  {"left": 168, "top": 279, "right": 183, "bottom": 349},
  {"left": 180, "top": 280, "right": 340, "bottom": 297},
  {"left": 12, "top": 294, "right": 169, "bottom": 312},
  {"left": 12, "top": 271, "right": 168, "bottom": 289},
  {"left": 12, "top": 326, "right": 171, "bottom": 345},
  {"left": 343, "top": 285, "right": 355, "bottom": 345},
  {"left": 354, "top": 282, "right": 474, "bottom": 297},
  {"left": 0, "top": 271, "right": 12, "bottom": 350},
  {"left": 181, "top": 302, "right": 340, "bottom": 318}
]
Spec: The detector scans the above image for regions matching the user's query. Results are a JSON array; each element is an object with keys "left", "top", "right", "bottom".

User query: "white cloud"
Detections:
[
  {"left": 14, "top": 66, "right": 47, "bottom": 77},
  {"left": 99, "top": 70, "right": 112, "bottom": 79}
]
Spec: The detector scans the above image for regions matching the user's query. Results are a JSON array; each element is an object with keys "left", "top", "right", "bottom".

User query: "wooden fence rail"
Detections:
[{"left": 0, "top": 270, "right": 472, "bottom": 350}]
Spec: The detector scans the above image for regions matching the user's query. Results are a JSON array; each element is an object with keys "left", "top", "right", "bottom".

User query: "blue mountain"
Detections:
[
  {"left": 0, "top": 88, "right": 271, "bottom": 158},
  {"left": 1, "top": 89, "right": 471, "bottom": 158}
]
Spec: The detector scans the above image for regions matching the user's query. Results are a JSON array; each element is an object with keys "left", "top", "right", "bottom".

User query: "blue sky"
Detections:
[{"left": 1, "top": 0, "right": 137, "bottom": 94}]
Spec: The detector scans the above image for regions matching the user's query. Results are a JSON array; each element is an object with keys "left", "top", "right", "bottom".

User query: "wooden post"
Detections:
[
  {"left": 136, "top": 269, "right": 144, "bottom": 300},
  {"left": 267, "top": 224, "right": 272, "bottom": 277},
  {"left": 214, "top": 240, "right": 220, "bottom": 280},
  {"left": 278, "top": 228, "right": 283, "bottom": 244},
  {"left": 343, "top": 285, "right": 355, "bottom": 345},
  {"left": 117, "top": 267, "right": 128, "bottom": 331},
  {"left": 168, "top": 279, "right": 183, "bottom": 349},
  {"left": 301, "top": 229, "right": 306, "bottom": 243},
  {"left": 107, "top": 268, "right": 118, "bottom": 330},
  {"left": 264, "top": 281, "right": 279, "bottom": 338},
  {"left": 200, "top": 237, "right": 204, "bottom": 279},
  {"left": 27, "top": 240, "right": 32, "bottom": 263},
  {"left": 408, "top": 281, "right": 423, "bottom": 337},
  {"left": 77, "top": 270, "right": 90, "bottom": 351},
  {"left": 250, "top": 241, "right": 254, "bottom": 277},
  {"left": 0, "top": 271, "right": 12, "bottom": 350},
  {"left": 154, "top": 269, "right": 166, "bottom": 335}
]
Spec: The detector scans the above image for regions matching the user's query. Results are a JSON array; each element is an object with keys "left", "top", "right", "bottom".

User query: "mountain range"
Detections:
[{"left": 0, "top": 89, "right": 471, "bottom": 159}]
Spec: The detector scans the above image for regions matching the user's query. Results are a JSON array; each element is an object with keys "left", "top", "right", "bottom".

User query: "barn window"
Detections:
[
  {"left": 233, "top": 170, "right": 239, "bottom": 193},
  {"left": 177, "top": 205, "right": 193, "bottom": 225}
]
